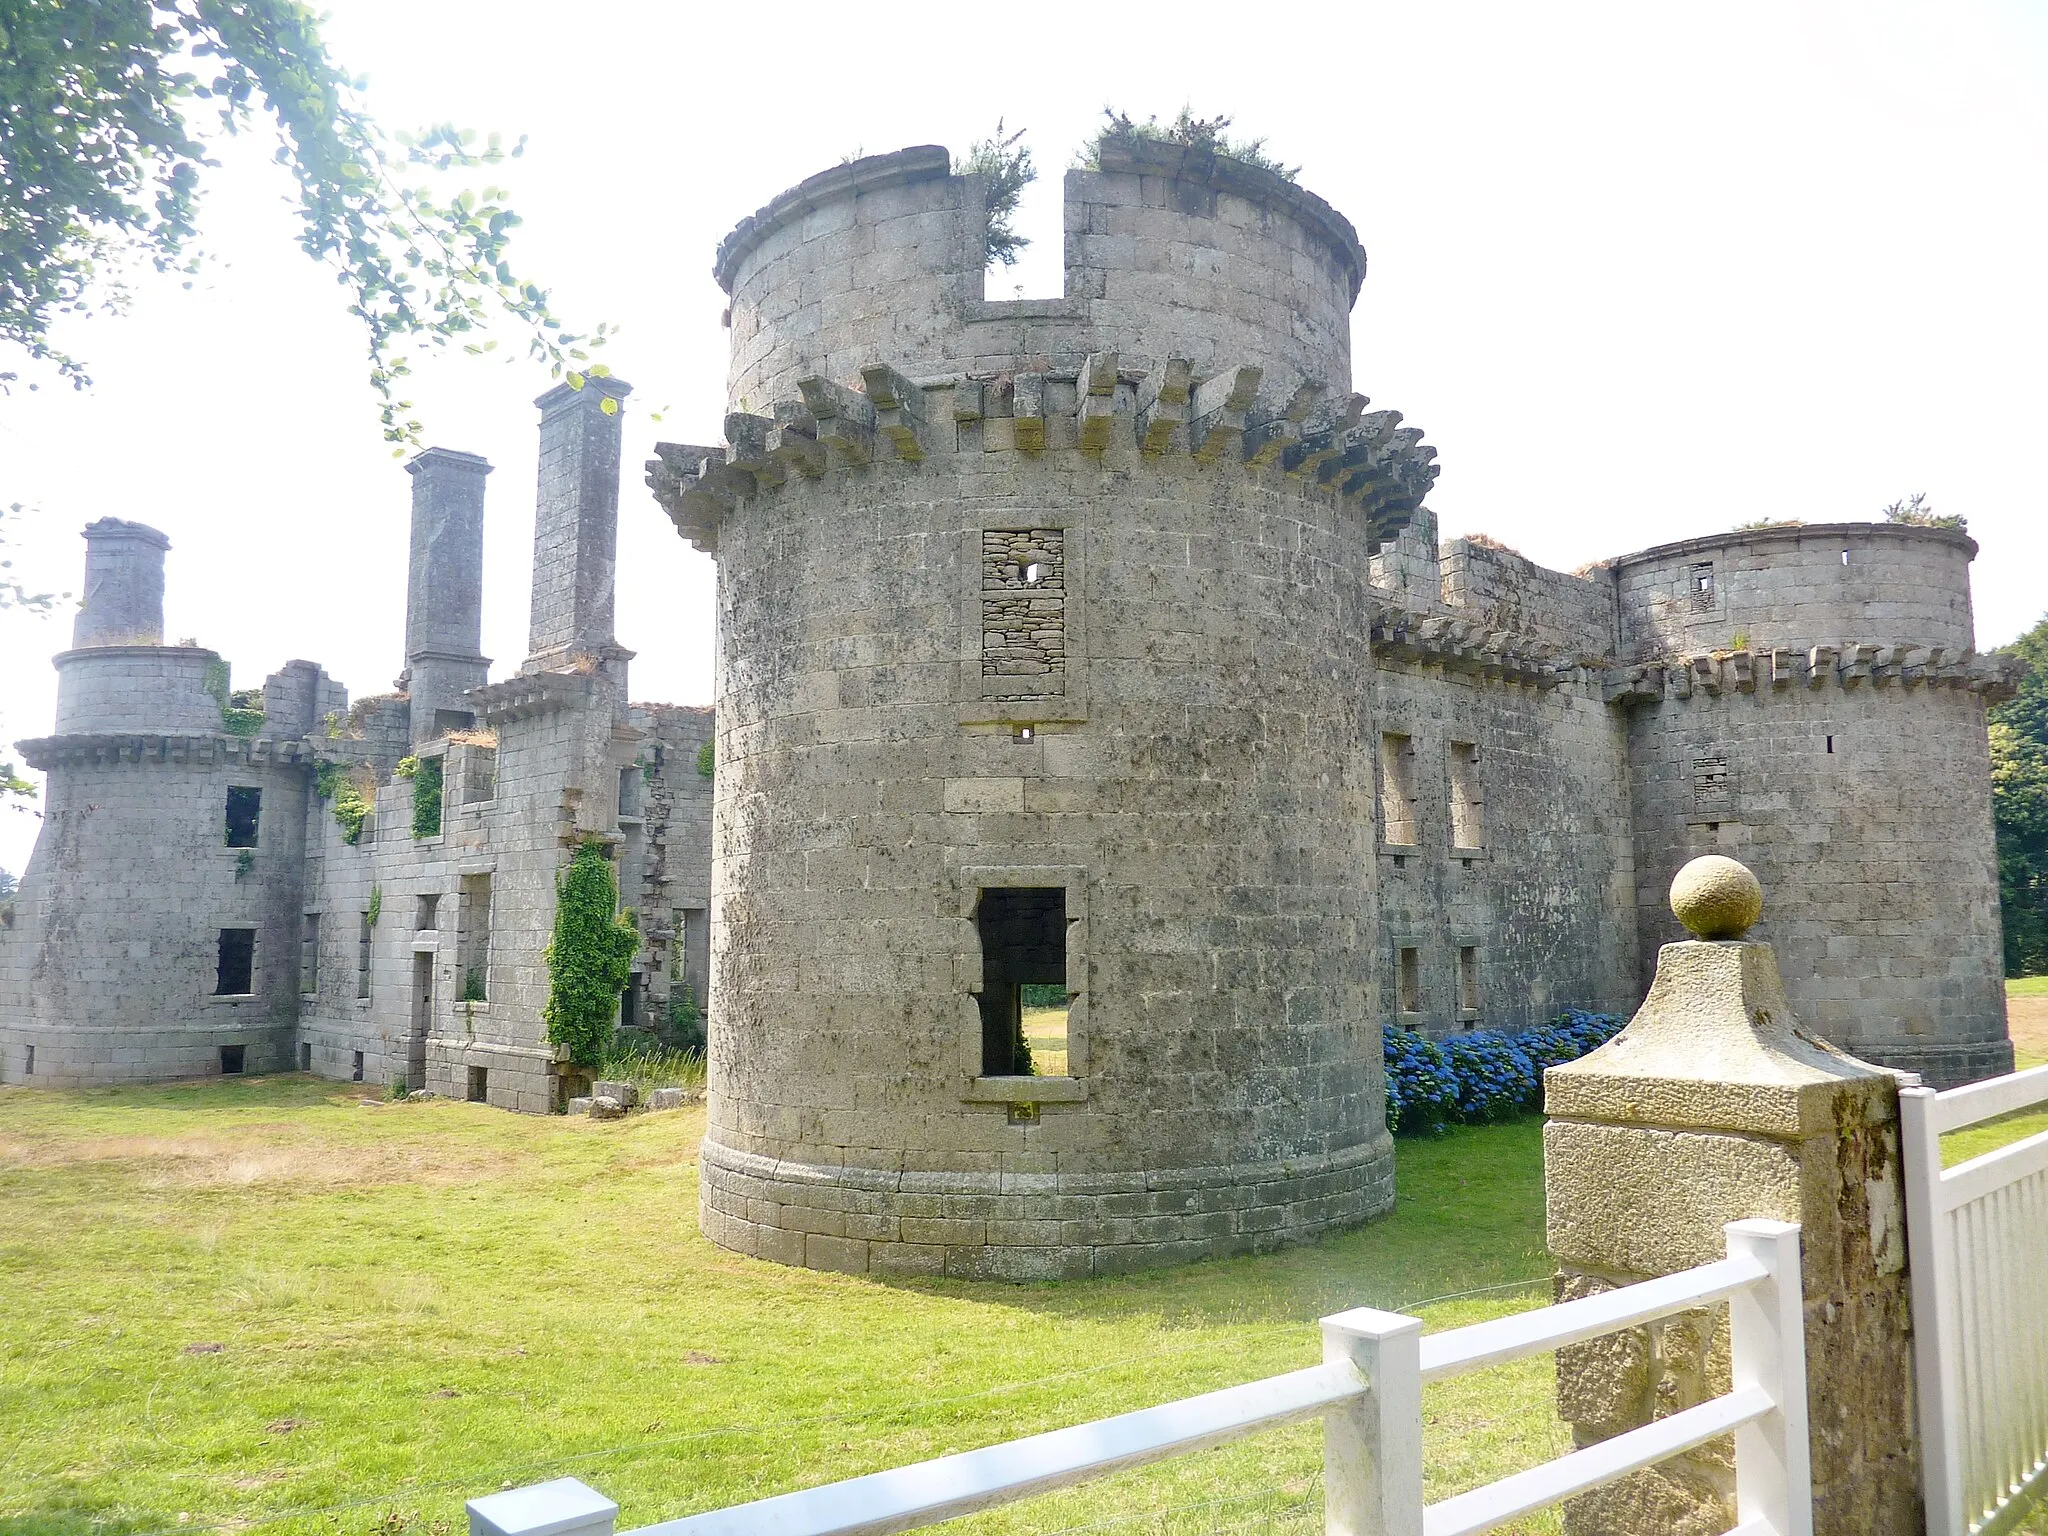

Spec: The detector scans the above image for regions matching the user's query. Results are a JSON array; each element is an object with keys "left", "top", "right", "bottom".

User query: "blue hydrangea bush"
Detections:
[{"left": 1383, "top": 1009, "right": 1626, "bottom": 1135}]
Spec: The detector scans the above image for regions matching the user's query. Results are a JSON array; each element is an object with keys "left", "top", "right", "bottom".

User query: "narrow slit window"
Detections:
[
  {"left": 215, "top": 928, "right": 255, "bottom": 996},
  {"left": 1449, "top": 742, "right": 1484, "bottom": 850},
  {"left": 976, "top": 887, "right": 1067, "bottom": 1077},
  {"left": 352, "top": 1049, "right": 365, "bottom": 1082},
  {"left": 299, "top": 1041, "right": 312, "bottom": 1071},
  {"left": 468, "top": 1065, "right": 488, "bottom": 1104},
  {"left": 1398, "top": 946, "right": 1422, "bottom": 1015},
  {"left": 357, "top": 913, "right": 373, "bottom": 999},
  {"left": 224, "top": 786, "right": 261, "bottom": 848},
  {"left": 1380, "top": 733, "right": 1418, "bottom": 846},
  {"left": 459, "top": 874, "right": 492, "bottom": 1002},
  {"left": 300, "top": 913, "right": 320, "bottom": 996}
]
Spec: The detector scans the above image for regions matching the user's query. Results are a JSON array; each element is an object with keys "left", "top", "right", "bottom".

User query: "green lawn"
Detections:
[
  {"left": 2007, "top": 975, "right": 2048, "bottom": 997},
  {"left": 0, "top": 1079, "right": 1569, "bottom": 1536}
]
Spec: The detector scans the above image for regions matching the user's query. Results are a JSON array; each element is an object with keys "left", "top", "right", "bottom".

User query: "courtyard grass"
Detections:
[{"left": 0, "top": 1077, "right": 1570, "bottom": 1536}]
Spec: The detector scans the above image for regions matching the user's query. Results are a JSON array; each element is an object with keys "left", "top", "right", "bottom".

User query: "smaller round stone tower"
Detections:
[
  {"left": 1608, "top": 521, "right": 2013, "bottom": 1084},
  {"left": 0, "top": 521, "right": 314, "bottom": 1084}
]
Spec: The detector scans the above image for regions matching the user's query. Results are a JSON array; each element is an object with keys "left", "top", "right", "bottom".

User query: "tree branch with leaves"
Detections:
[{"left": 0, "top": 0, "right": 605, "bottom": 447}]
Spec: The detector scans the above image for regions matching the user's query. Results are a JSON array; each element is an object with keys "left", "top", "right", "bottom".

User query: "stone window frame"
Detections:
[
  {"left": 1392, "top": 937, "right": 1426, "bottom": 1023},
  {"left": 1454, "top": 940, "right": 1484, "bottom": 1025},
  {"left": 1378, "top": 729, "right": 1422, "bottom": 853},
  {"left": 954, "top": 863, "right": 1089, "bottom": 1106},
  {"left": 956, "top": 518, "right": 1090, "bottom": 729},
  {"left": 1447, "top": 740, "right": 1486, "bottom": 858}
]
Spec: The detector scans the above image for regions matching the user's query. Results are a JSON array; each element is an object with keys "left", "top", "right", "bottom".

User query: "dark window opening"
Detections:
[
  {"left": 1398, "top": 946, "right": 1422, "bottom": 1014},
  {"left": 468, "top": 1065, "right": 488, "bottom": 1103},
  {"left": 356, "top": 913, "right": 372, "bottom": 999},
  {"left": 416, "top": 893, "right": 439, "bottom": 931},
  {"left": 352, "top": 1049, "right": 365, "bottom": 1082},
  {"left": 220, "top": 1044, "right": 245, "bottom": 1074},
  {"left": 224, "top": 786, "right": 262, "bottom": 848},
  {"left": 433, "top": 708, "right": 477, "bottom": 736},
  {"left": 1826, "top": 735, "right": 1835, "bottom": 754},
  {"left": 621, "top": 976, "right": 639, "bottom": 1031},
  {"left": 216, "top": 928, "right": 255, "bottom": 995},
  {"left": 976, "top": 887, "right": 1067, "bottom": 1077},
  {"left": 25, "top": 1044, "right": 34, "bottom": 1075},
  {"left": 299, "top": 1041, "right": 312, "bottom": 1071}
]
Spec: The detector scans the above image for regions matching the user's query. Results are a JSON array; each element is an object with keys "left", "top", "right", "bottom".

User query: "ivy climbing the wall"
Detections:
[
  {"left": 543, "top": 841, "right": 641, "bottom": 1069},
  {"left": 696, "top": 741, "right": 714, "bottom": 778},
  {"left": 314, "top": 760, "right": 374, "bottom": 845},
  {"left": 399, "top": 755, "right": 443, "bottom": 839},
  {"left": 202, "top": 658, "right": 266, "bottom": 737}
]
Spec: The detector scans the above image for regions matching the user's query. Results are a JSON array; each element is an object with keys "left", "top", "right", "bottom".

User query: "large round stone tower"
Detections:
[{"left": 651, "top": 141, "right": 1440, "bottom": 1278}]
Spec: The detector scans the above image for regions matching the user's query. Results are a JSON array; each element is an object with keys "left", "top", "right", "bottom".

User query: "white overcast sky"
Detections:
[{"left": 2, "top": 1, "right": 2044, "bottom": 874}]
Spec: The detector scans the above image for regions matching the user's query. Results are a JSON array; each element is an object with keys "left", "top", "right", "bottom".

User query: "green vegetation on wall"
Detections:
[
  {"left": 1089, "top": 107, "right": 1299, "bottom": 182},
  {"left": 954, "top": 121, "right": 1035, "bottom": 268},
  {"left": 543, "top": 842, "right": 640, "bottom": 1069},
  {"left": 408, "top": 756, "right": 443, "bottom": 840},
  {"left": 1992, "top": 616, "right": 2048, "bottom": 975},
  {"left": 201, "top": 658, "right": 266, "bottom": 737},
  {"left": 696, "top": 741, "right": 714, "bottom": 778},
  {"left": 314, "top": 760, "right": 374, "bottom": 845}
]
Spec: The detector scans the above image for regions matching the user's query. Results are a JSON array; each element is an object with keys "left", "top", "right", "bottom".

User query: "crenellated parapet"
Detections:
[
  {"left": 647, "top": 357, "right": 1438, "bottom": 558},
  {"left": 1602, "top": 643, "right": 2022, "bottom": 706},
  {"left": 1367, "top": 600, "right": 1568, "bottom": 689},
  {"left": 16, "top": 732, "right": 322, "bottom": 772}
]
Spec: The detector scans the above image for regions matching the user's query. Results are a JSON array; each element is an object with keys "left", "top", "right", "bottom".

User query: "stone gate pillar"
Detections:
[{"left": 1544, "top": 855, "right": 1917, "bottom": 1536}]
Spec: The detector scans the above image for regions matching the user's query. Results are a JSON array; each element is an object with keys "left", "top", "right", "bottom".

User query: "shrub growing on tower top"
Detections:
[{"left": 1086, "top": 107, "right": 1300, "bottom": 182}]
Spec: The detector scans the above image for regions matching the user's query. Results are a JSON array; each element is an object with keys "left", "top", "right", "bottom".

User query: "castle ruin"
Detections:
[{"left": 0, "top": 133, "right": 2020, "bottom": 1282}]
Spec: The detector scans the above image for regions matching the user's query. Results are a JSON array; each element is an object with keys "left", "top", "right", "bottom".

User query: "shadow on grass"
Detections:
[{"left": 873, "top": 1117, "right": 1554, "bottom": 1330}]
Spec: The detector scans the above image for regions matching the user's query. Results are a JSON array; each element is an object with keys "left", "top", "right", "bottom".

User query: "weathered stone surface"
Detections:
[
  {"left": 592, "top": 1079, "right": 639, "bottom": 1109},
  {"left": 587, "top": 1095, "right": 626, "bottom": 1121},
  {"left": 1546, "top": 864, "right": 1916, "bottom": 1536},
  {"left": 646, "top": 1086, "right": 688, "bottom": 1112},
  {"left": 566, "top": 1097, "right": 593, "bottom": 1116},
  {"left": 1669, "top": 855, "right": 1763, "bottom": 939}
]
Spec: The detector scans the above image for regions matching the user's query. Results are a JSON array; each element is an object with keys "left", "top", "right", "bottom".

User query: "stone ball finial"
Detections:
[{"left": 1670, "top": 855, "right": 1764, "bottom": 940}]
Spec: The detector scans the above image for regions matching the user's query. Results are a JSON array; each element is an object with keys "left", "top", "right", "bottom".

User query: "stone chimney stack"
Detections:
[
  {"left": 524, "top": 376, "right": 631, "bottom": 672},
  {"left": 401, "top": 447, "right": 493, "bottom": 743},
  {"left": 72, "top": 519, "right": 170, "bottom": 649}
]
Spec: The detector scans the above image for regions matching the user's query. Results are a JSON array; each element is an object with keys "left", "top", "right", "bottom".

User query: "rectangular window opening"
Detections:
[
  {"left": 356, "top": 913, "right": 372, "bottom": 999},
  {"left": 618, "top": 766, "right": 644, "bottom": 821},
  {"left": 299, "top": 1041, "right": 312, "bottom": 1072},
  {"left": 1458, "top": 947, "right": 1480, "bottom": 1015},
  {"left": 1826, "top": 735, "right": 1835, "bottom": 755},
  {"left": 467, "top": 1065, "right": 488, "bottom": 1104},
  {"left": 621, "top": 976, "right": 639, "bottom": 1031},
  {"left": 1693, "top": 754, "right": 1732, "bottom": 814},
  {"left": 1380, "top": 733, "right": 1418, "bottom": 846},
  {"left": 408, "top": 951, "right": 433, "bottom": 1089},
  {"left": 220, "top": 1044, "right": 245, "bottom": 1075},
  {"left": 1688, "top": 562, "right": 1716, "bottom": 612},
  {"left": 352, "top": 1049, "right": 365, "bottom": 1083},
  {"left": 459, "top": 874, "right": 492, "bottom": 1002},
  {"left": 416, "top": 893, "right": 440, "bottom": 931},
  {"left": 1449, "top": 742, "right": 1484, "bottom": 851},
  {"left": 25, "top": 1044, "right": 34, "bottom": 1075},
  {"left": 1397, "top": 946, "right": 1422, "bottom": 1015},
  {"left": 215, "top": 928, "right": 255, "bottom": 996},
  {"left": 224, "top": 786, "right": 262, "bottom": 848},
  {"left": 976, "top": 887, "right": 1067, "bottom": 1077},
  {"left": 464, "top": 746, "right": 497, "bottom": 804},
  {"left": 300, "top": 913, "right": 319, "bottom": 996}
]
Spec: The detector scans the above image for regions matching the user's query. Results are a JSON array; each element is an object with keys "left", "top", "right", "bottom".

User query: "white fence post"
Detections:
[
  {"left": 1320, "top": 1306, "right": 1425, "bottom": 1536},
  {"left": 1899, "top": 1084, "right": 1964, "bottom": 1536},
  {"left": 468, "top": 1476, "right": 619, "bottom": 1536},
  {"left": 1725, "top": 1219, "right": 1812, "bottom": 1536}
]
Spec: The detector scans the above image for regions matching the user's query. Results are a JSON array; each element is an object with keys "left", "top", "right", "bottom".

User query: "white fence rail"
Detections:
[
  {"left": 1902, "top": 1065, "right": 2048, "bottom": 1536},
  {"left": 468, "top": 1221, "right": 1808, "bottom": 1536}
]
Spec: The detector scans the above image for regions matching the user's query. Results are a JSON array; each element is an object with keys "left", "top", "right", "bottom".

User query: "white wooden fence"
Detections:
[
  {"left": 468, "top": 1220, "right": 1808, "bottom": 1536},
  {"left": 1902, "top": 1064, "right": 2048, "bottom": 1536}
]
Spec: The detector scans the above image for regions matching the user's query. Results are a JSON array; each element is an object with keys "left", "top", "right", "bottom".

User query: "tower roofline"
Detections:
[{"left": 1602, "top": 519, "right": 1979, "bottom": 571}]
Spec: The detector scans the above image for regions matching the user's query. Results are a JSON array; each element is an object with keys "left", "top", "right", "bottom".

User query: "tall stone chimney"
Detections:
[
  {"left": 525, "top": 376, "right": 632, "bottom": 671},
  {"left": 72, "top": 519, "right": 170, "bottom": 648},
  {"left": 400, "top": 447, "right": 493, "bottom": 743}
]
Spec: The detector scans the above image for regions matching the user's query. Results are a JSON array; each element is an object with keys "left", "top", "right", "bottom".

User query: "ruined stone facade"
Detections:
[
  {"left": 648, "top": 140, "right": 2018, "bottom": 1279},
  {"left": 0, "top": 382, "right": 713, "bottom": 1104}
]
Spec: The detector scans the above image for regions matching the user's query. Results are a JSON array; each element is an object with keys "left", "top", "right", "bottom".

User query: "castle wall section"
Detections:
[
  {"left": 1440, "top": 537, "right": 1617, "bottom": 659},
  {"left": 1371, "top": 663, "right": 1638, "bottom": 1035}
]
